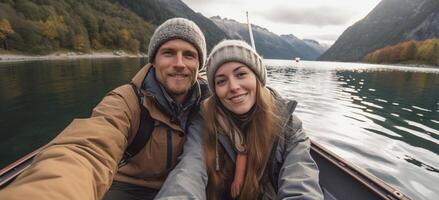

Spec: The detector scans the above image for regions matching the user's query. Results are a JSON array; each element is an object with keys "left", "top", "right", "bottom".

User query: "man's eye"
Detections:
[
  {"left": 184, "top": 53, "right": 196, "bottom": 59},
  {"left": 162, "top": 51, "right": 173, "bottom": 56},
  {"left": 237, "top": 72, "right": 247, "bottom": 78},
  {"left": 216, "top": 79, "right": 226, "bottom": 86}
]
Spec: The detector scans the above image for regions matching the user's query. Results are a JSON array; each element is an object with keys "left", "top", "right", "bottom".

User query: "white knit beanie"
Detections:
[
  {"left": 206, "top": 40, "right": 265, "bottom": 92},
  {"left": 148, "top": 18, "right": 207, "bottom": 70}
]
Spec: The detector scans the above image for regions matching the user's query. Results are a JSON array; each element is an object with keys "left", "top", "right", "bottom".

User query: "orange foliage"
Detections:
[
  {"left": 364, "top": 38, "right": 439, "bottom": 65},
  {"left": 0, "top": 19, "right": 14, "bottom": 40},
  {"left": 39, "top": 15, "right": 67, "bottom": 40}
]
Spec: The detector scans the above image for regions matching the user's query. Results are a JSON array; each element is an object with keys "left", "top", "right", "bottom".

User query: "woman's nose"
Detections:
[{"left": 228, "top": 78, "right": 240, "bottom": 92}]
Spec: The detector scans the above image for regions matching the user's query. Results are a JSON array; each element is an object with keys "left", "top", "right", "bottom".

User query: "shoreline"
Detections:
[{"left": 0, "top": 51, "right": 147, "bottom": 63}]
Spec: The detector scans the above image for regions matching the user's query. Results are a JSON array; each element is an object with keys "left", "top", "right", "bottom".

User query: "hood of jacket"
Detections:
[{"left": 131, "top": 64, "right": 203, "bottom": 128}]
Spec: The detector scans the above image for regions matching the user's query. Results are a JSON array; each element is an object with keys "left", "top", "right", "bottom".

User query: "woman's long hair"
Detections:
[{"left": 203, "top": 80, "right": 281, "bottom": 200}]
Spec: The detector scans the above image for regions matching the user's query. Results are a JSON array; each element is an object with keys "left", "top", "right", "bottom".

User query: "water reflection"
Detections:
[
  {"left": 0, "top": 58, "right": 146, "bottom": 168},
  {"left": 337, "top": 71, "right": 439, "bottom": 155},
  {"left": 265, "top": 60, "right": 439, "bottom": 200}
]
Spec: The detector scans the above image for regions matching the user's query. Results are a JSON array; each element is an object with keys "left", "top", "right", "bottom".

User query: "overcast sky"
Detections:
[{"left": 182, "top": 0, "right": 381, "bottom": 45}]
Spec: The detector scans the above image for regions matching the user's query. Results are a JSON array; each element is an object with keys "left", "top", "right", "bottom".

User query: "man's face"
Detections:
[{"left": 153, "top": 39, "right": 199, "bottom": 102}]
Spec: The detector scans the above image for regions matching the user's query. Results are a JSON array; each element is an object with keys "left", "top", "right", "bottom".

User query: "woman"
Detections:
[
  {"left": 202, "top": 40, "right": 323, "bottom": 200},
  {"left": 155, "top": 40, "right": 323, "bottom": 200}
]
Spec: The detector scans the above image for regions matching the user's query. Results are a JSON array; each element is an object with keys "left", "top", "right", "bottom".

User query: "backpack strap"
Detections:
[{"left": 118, "top": 83, "right": 155, "bottom": 168}]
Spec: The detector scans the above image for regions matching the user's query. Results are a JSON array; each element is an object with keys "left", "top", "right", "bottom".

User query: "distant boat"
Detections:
[{"left": 295, "top": 57, "right": 301, "bottom": 62}]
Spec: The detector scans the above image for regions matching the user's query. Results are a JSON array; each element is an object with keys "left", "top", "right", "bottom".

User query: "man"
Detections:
[{"left": 0, "top": 18, "right": 207, "bottom": 200}]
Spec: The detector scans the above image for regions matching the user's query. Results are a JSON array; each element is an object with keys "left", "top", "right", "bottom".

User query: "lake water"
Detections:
[{"left": 0, "top": 58, "right": 438, "bottom": 199}]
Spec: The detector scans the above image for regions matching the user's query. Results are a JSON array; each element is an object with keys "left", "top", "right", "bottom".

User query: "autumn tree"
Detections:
[
  {"left": 73, "top": 33, "right": 90, "bottom": 52},
  {"left": 430, "top": 42, "right": 438, "bottom": 65},
  {"left": 0, "top": 19, "right": 14, "bottom": 49},
  {"left": 40, "top": 15, "right": 67, "bottom": 40},
  {"left": 416, "top": 39, "right": 436, "bottom": 62},
  {"left": 399, "top": 40, "right": 416, "bottom": 61}
]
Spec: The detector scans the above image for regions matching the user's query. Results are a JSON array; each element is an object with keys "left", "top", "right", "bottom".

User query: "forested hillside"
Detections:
[{"left": 0, "top": 0, "right": 155, "bottom": 54}]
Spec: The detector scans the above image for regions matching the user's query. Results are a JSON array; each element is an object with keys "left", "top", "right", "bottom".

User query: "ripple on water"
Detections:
[
  {"left": 402, "top": 107, "right": 413, "bottom": 112},
  {"left": 394, "top": 126, "right": 439, "bottom": 144},
  {"left": 352, "top": 96, "right": 363, "bottom": 101},
  {"left": 361, "top": 100, "right": 384, "bottom": 109},
  {"left": 341, "top": 101, "right": 367, "bottom": 110},
  {"left": 326, "top": 137, "right": 395, "bottom": 166},
  {"left": 403, "top": 155, "right": 439, "bottom": 173},
  {"left": 411, "top": 106, "right": 432, "bottom": 112},
  {"left": 364, "top": 126, "right": 402, "bottom": 138},
  {"left": 360, "top": 110, "right": 387, "bottom": 122},
  {"left": 375, "top": 98, "right": 388, "bottom": 103},
  {"left": 391, "top": 113, "right": 400, "bottom": 117},
  {"left": 342, "top": 87, "right": 358, "bottom": 94},
  {"left": 405, "top": 120, "right": 439, "bottom": 136}
]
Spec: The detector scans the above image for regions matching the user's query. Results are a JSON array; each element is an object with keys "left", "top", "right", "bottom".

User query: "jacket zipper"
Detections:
[{"left": 166, "top": 128, "right": 172, "bottom": 169}]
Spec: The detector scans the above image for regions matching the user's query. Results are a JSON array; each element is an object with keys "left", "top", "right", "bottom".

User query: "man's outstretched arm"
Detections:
[{"left": 0, "top": 85, "right": 138, "bottom": 200}]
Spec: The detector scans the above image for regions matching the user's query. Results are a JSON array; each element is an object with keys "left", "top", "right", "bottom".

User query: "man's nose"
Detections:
[{"left": 174, "top": 53, "right": 186, "bottom": 68}]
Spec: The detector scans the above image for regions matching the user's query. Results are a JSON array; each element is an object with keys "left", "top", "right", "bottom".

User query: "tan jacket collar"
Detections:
[{"left": 131, "top": 63, "right": 153, "bottom": 88}]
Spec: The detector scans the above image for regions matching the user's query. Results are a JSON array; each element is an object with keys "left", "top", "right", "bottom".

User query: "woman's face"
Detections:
[{"left": 214, "top": 62, "right": 257, "bottom": 115}]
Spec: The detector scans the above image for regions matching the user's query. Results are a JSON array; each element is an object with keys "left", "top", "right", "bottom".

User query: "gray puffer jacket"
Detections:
[{"left": 155, "top": 93, "right": 323, "bottom": 200}]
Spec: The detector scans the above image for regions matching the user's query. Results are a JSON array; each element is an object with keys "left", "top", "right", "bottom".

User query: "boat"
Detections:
[
  {"left": 311, "top": 141, "right": 410, "bottom": 200},
  {"left": 0, "top": 141, "right": 411, "bottom": 199},
  {"left": 0, "top": 147, "right": 42, "bottom": 187},
  {"left": 295, "top": 57, "right": 300, "bottom": 62}
]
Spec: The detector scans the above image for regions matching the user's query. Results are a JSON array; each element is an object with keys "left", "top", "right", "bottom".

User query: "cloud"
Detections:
[{"left": 258, "top": 5, "right": 356, "bottom": 26}]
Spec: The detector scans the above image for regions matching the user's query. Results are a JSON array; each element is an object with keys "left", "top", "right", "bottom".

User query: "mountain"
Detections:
[
  {"left": 111, "top": 0, "right": 229, "bottom": 50},
  {"left": 303, "top": 39, "right": 330, "bottom": 54},
  {"left": 211, "top": 16, "right": 325, "bottom": 60},
  {"left": 280, "top": 35, "right": 326, "bottom": 59},
  {"left": 319, "top": 0, "right": 439, "bottom": 61}
]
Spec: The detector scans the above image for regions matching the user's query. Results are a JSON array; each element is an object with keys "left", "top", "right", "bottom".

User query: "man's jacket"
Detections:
[{"left": 0, "top": 64, "right": 204, "bottom": 200}]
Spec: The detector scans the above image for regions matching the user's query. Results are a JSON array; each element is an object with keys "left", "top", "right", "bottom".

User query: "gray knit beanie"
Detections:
[
  {"left": 148, "top": 18, "right": 207, "bottom": 70},
  {"left": 206, "top": 40, "right": 265, "bottom": 92}
]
